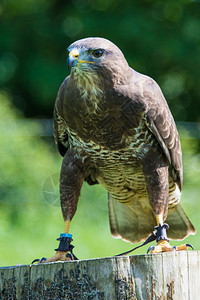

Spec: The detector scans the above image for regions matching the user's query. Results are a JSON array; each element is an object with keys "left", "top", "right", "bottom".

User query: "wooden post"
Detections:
[{"left": 0, "top": 251, "right": 199, "bottom": 299}]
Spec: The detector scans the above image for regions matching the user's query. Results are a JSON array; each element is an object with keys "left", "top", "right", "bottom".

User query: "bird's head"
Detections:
[{"left": 67, "top": 37, "right": 130, "bottom": 84}]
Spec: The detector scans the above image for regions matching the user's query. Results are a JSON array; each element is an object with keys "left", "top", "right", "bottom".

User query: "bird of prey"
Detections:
[{"left": 34, "top": 37, "right": 195, "bottom": 263}]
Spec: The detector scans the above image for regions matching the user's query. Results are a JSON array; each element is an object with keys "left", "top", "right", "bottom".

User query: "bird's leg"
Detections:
[
  {"left": 51, "top": 220, "right": 78, "bottom": 262},
  {"left": 142, "top": 154, "right": 171, "bottom": 254},
  {"left": 32, "top": 221, "right": 78, "bottom": 264},
  {"left": 64, "top": 220, "right": 71, "bottom": 234},
  {"left": 32, "top": 150, "right": 86, "bottom": 264},
  {"left": 148, "top": 215, "right": 172, "bottom": 253},
  {"left": 148, "top": 215, "right": 193, "bottom": 253},
  {"left": 142, "top": 153, "right": 193, "bottom": 254}
]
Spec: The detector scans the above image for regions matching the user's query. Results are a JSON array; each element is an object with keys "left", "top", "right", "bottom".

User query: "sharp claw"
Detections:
[
  {"left": 72, "top": 253, "right": 79, "bottom": 260},
  {"left": 40, "top": 257, "right": 47, "bottom": 263},
  {"left": 147, "top": 245, "right": 155, "bottom": 254},
  {"left": 31, "top": 259, "right": 40, "bottom": 264},
  {"left": 186, "top": 243, "right": 194, "bottom": 250},
  {"left": 66, "top": 253, "right": 73, "bottom": 260}
]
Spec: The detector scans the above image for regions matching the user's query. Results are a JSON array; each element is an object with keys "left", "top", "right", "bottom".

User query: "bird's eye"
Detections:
[{"left": 92, "top": 49, "right": 104, "bottom": 58}]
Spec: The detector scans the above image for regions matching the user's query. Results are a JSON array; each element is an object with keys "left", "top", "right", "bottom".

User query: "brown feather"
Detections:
[{"left": 54, "top": 37, "right": 195, "bottom": 243}]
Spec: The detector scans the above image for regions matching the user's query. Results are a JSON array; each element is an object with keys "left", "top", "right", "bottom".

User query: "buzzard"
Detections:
[{"left": 34, "top": 37, "right": 195, "bottom": 263}]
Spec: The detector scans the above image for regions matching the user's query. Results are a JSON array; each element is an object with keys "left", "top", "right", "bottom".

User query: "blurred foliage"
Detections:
[
  {"left": 0, "top": 0, "right": 200, "bottom": 266},
  {"left": 0, "top": 0, "right": 200, "bottom": 120},
  {"left": 0, "top": 93, "right": 199, "bottom": 266}
]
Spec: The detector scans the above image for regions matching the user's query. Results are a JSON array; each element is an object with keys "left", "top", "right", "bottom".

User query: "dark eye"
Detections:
[{"left": 92, "top": 49, "right": 104, "bottom": 58}]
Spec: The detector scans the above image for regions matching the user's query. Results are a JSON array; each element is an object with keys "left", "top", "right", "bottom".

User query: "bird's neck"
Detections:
[{"left": 70, "top": 68, "right": 104, "bottom": 112}]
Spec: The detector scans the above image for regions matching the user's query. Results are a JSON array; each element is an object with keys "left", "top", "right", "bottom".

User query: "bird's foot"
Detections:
[
  {"left": 32, "top": 233, "right": 78, "bottom": 264},
  {"left": 147, "top": 240, "right": 194, "bottom": 254},
  {"left": 32, "top": 251, "right": 76, "bottom": 264},
  {"left": 147, "top": 223, "right": 194, "bottom": 253}
]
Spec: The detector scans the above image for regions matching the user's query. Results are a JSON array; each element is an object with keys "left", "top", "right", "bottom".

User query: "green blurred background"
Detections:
[{"left": 0, "top": 0, "right": 200, "bottom": 266}]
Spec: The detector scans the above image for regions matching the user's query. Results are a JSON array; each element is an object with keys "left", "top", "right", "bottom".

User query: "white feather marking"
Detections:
[{"left": 168, "top": 183, "right": 181, "bottom": 206}]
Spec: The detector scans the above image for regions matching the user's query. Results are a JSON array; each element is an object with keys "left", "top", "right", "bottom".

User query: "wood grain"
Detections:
[{"left": 0, "top": 251, "right": 199, "bottom": 299}]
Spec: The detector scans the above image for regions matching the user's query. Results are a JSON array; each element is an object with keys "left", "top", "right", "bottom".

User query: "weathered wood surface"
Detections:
[{"left": 0, "top": 251, "right": 199, "bottom": 299}]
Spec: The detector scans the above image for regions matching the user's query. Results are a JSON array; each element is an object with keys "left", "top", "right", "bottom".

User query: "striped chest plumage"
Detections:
[
  {"left": 59, "top": 120, "right": 179, "bottom": 207},
  {"left": 57, "top": 116, "right": 156, "bottom": 197},
  {"left": 61, "top": 115, "right": 156, "bottom": 161}
]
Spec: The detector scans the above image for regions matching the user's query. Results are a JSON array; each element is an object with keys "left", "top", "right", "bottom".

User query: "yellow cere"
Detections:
[{"left": 69, "top": 49, "right": 79, "bottom": 59}]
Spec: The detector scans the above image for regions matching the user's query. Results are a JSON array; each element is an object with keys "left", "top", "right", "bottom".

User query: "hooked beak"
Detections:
[
  {"left": 67, "top": 49, "right": 94, "bottom": 69},
  {"left": 67, "top": 49, "right": 79, "bottom": 68},
  {"left": 67, "top": 55, "right": 77, "bottom": 69}
]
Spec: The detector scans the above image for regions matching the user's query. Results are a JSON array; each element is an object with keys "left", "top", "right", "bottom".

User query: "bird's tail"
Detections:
[
  {"left": 166, "top": 203, "right": 196, "bottom": 240},
  {"left": 108, "top": 193, "right": 195, "bottom": 244},
  {"left": 108, "top": 192, "right": 156, "bottom": 243}
]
